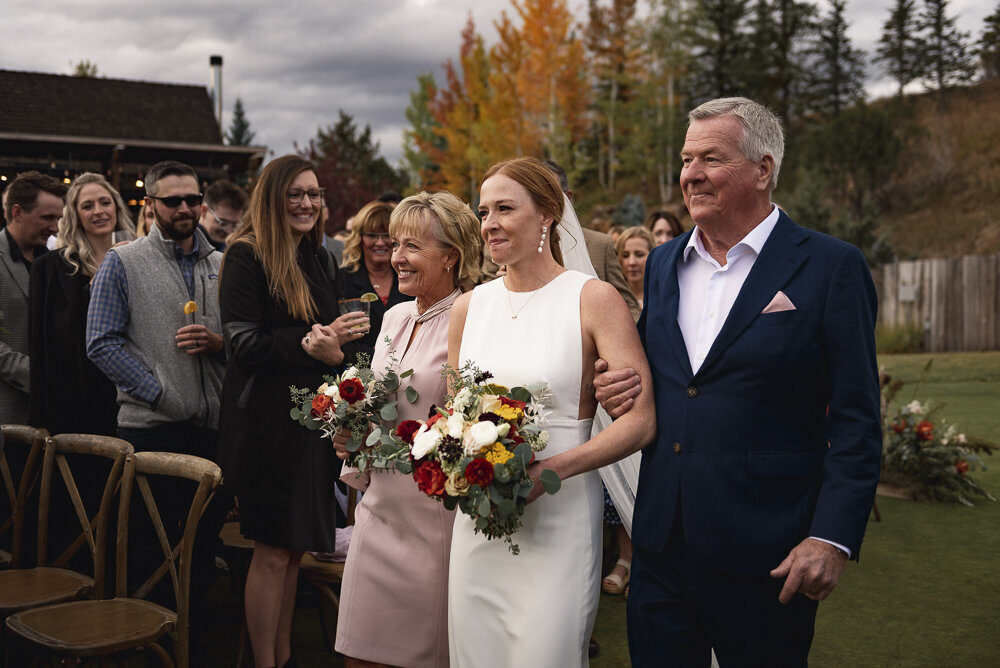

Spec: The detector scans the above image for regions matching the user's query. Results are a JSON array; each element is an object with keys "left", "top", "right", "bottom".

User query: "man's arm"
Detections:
[
  {"left": 0, "top": 340, "right": 29, "bottom": 393},
  {"left": 85, "top": 252, "right": 161, "bottom": 404}
]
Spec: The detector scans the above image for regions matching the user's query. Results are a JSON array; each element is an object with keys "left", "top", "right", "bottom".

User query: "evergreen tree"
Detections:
[
  {"left": 225, "top": 97, "right": 256, "bottom": 146},
  {"left": 807, "top": 0, "right": 866, "bottom": 117},
  {"left": 875, "top": 0, "right": 923, "bottom": 96},
  {"left": 979, "top": 2, "right": 1000, "bottom": 79},
  {"left": 916, "top": 0, "right": 976, "bottom": 93},
  {"left": 402, "top": 73, "right": 444, "bottom": 191},
  {"left": 71, "top": 60, "right": 99, "bottom": 77},
  {"left": 745, "top": 0, "right": 817, "bottom": 123},
  {"left": 687, "top": 0, "right": 754, "bottom": 102}
]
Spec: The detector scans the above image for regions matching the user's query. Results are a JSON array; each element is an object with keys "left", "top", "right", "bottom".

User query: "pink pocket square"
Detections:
[{"left": 762, "top": 291, "right": 796, "bottom": 314}]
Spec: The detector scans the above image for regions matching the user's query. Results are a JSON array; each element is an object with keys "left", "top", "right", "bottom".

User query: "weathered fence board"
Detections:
[{"left": 876, "top": 253, "right": 1000, "bottom": 352}]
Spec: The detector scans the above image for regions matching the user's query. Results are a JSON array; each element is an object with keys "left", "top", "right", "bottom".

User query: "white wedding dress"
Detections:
[{"left": 448, "top": 270, "right": 603, "bottom": 667}]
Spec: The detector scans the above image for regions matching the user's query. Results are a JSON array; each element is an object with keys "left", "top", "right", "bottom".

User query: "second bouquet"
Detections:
[{"left": 399, "top": 363, "right": 561, "bottom": 554}]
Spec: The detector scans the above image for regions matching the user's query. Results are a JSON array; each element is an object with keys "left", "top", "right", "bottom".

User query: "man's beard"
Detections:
[{"left": 153, "top": 208, "right": 196, "bottom": 242}]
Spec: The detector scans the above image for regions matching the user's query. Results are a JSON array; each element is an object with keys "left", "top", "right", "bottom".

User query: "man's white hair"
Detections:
[{"left": 689, "top": 97, "right": 785, "bottom": 191}]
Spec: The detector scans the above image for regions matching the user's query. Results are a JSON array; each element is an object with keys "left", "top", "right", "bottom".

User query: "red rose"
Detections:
[
  {"left": 891, "top": 419, "right": 907, "bottom": 434},
  {"left": 396, "top": 420, "right": 422, "bottom": 445},
  {"left": 413, "top": 459, "right": 447, "bottom": 497},
  {"left": 499, "top": 396, "right": 526, "bottom": 410},
  {"left": 311, "top": 394, "right": 333, "bottom": 418},
  {"left": 956, "top": 460, "right": 969, "bottom": 476},
  {"left": 464, "top": 458, "right": 495, "bottom": 487},
  {"left": 916, "top": 420, "right": 934, "bottom": 441},
  {"left": 338, "top": 378, "right": 366, "bottom": 404}
]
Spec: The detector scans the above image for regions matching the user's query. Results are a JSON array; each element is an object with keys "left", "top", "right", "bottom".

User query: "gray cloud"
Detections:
[{"left": 1, "top": 0, "right": 992, "bottom": 166}]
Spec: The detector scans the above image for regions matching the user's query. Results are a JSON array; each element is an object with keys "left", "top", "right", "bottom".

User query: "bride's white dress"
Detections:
[{"left": 448, "top": 270, "right": 603, "bottom": 667}]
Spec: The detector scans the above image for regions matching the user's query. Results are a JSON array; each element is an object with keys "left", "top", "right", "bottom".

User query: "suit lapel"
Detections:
[
  {"left": 695, "top": 214, "right": 809, "bottom": 378},
  {"left": 0, "top": 233, "right": 30, "bottom": 299},
  {"left": 650, "top": 235, "right": 693, "bottom": 377}
]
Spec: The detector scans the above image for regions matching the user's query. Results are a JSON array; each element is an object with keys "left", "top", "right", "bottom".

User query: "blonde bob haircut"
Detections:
[
  {"left": 57, "top": 173, "right": 136, "bottom": 276},
  {"left": 615, "top": 226, "right": 656, "bottom": 260},
  {"left": 226, "top": 155, "right": 324, "bottom": 322},
  {"left": 340, "top": 201, "right": 394, "bottom": 272},
  {"left": 389, "top": 191, "right": 482, "bottom": 292},
  {"left": 481, "top": 157, "right": 564, "bottom": 266}
]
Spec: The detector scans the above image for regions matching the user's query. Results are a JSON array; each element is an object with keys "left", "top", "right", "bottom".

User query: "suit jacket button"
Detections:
[
  {"left": 673, "top": 442, "right": 682, "bottom": 454},
  {"left": 686, "top": 387, "right": 698, "bottom": 398}
]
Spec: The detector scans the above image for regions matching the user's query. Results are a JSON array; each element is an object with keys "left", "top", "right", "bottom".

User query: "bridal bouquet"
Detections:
[
  {"left": 400, "top": 363, "right": 561, "bottom": 555},
  {"left": 290, "top": 350, "right": 417, "bottom": 473}
]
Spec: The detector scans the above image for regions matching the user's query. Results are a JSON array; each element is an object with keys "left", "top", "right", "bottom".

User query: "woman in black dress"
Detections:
[
  {"left": 29, "top": 172, "right": 135, "bottom": 435},
  {"left": 339, "top": 200, "right": 413, "bottom": 362},
  {"left": 218, "top": 155, "right": 369, "bottom": 668}
]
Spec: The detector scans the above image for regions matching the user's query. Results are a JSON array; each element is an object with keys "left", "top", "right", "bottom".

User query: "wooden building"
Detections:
[{"left": 0, "top": 69, "right": 265, "bottom": 206}]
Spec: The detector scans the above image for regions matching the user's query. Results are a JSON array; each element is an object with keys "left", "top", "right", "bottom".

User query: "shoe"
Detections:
[
  {"left": 589, "top": 635, "right": 600, "bottom": 658},
  {"left": 602, "top": 558, "right": 631, "bottom": 595}
]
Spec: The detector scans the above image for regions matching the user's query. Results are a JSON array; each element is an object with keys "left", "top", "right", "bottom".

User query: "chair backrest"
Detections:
[
  {"left": 1, "top": 425, "right": 48, "bottom": 568},
  {"left": 37, "top": 434, "right": 133, "bottom": 595},
  {"left": 116, "top": 451, "right": 222, "bottom": 662}
]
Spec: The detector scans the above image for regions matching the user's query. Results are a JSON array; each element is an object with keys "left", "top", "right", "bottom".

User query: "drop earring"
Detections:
[{"left": 538, "top": 227, "right": 547, "bottom": 253}]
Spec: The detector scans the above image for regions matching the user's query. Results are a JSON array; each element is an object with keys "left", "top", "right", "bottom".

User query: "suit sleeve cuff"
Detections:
[{"left": 809, "top": 536, "right": 851, "bottom": 559}]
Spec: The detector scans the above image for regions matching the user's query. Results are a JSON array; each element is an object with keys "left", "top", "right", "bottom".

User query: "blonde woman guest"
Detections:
[
  {"left": 616, "top": 226, "right": 656, "bottom": 313},
  {"left": 135, "top": 200, "right": 156, "bottom": 237},
  {"left": 29, "top": 173, "right": 135, "bottom": 436},
  {"left": 339, "top": 201, "right": 413, "bottom": 362},
  {"left": 333, "top": 191, "right": 482, "bottom": 668},
  {"left": 218, "top": 155, "right": 368, "bottom": 668}
]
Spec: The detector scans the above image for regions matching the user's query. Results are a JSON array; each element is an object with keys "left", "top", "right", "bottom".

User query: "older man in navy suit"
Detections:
[{"left": 596, "top": 97, "right": 882, "bottom": 666}]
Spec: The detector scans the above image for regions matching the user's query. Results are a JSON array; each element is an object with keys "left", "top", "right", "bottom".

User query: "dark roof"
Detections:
[{"left": 0, "top": 69, "right": 223, "bottom": 145}]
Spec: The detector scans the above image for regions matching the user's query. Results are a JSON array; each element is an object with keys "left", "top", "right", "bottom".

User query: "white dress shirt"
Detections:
[{"left": 676, "top": 204, "right": 851, "bottom": 558}]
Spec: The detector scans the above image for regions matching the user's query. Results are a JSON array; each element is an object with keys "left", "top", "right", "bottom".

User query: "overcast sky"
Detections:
[{"left": 0, "top": 0, "right": 992, "bottom": 166}]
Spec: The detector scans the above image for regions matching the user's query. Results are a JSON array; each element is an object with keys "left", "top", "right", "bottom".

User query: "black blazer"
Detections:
[
  {"left": 217, "top": 238, "right": 342, "bottom": 506},
  {"left": 28, "top": 249, "right": 118, "bottom": 436}
]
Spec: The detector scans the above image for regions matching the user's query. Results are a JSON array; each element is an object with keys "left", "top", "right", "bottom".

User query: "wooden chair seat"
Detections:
[
  {"left": 6, "top": 598, "right": 176, "bottom": 656},
  {"left": 299, "top": 553, "right": 345, "bottom": 583},
  {"left": 0, "top": 566, "right": 93, "bottom": 614}
]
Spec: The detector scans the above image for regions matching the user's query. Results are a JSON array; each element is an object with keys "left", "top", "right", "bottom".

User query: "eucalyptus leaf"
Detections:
[
  {"left": 477, "top": 495, "right": 491, "bottom": 518},
  {"left": 383, "top": 374, "right": 400, "bottom": 392},
  {"left": 514, "top": 442, "right": 532, "bottom": 464},
  {"left": 443, "top": 495, "right": 458, "bottom": 510},
  {"left": 475, "top": 517, "right": 488, "bottom": 531},
  {"left": 494, "top": 464, "right": 510, "bottom": 483},
  {"left": 380, "top": 403, "right": 398, "bottom": 421},
  {"left": 396, "top": 460, "right": 413, "bottom": 475},
  {"left": 540, "top": 469, "right": 561, "bottom": 494},
  {"left": 335, "top": 403, "right": 348, "bottom": 419},
  {"left": 366, "top": 428, "right": 382, "bottom": 447},
  {"left": 405, "top": 386, "right": 419, "bottom": 403},
  {"left": 497, "top": 498, "right": 516, "bottom": 516},
  {"left": 400, "top": 369, "right": 414, "bottom": 379},
  {"left": 509, "top": 387, "right": 532, "bottom": 403},
  {"left": 346, "top": 436, "right": 363, "bottom": 453},
  {"left": 290, "top": 407, "right": 302, "bottom": 420}
]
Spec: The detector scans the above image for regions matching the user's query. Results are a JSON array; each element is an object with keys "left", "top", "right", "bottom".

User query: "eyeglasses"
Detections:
[
  {"left": 208, "top": 207, "right": 240, "bottom": 230},
  {"left": 149, "top": 194, "right": 203, "bottom": 208},
  {"left": 362, "top": 233, "right": 391, "bottom": 242},
  {"left": 287, "top": 188, "right": 326, "bottom": 204}
]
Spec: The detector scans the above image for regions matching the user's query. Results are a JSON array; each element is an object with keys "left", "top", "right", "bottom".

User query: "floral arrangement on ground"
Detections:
[
  {"left": 881, "top": 366, "right": 996, "bottom": 506},
  {"left": 396, "top": 363, "right": 561, "bottom": 554}
]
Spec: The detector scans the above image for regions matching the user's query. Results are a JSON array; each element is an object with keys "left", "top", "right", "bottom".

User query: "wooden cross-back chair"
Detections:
[
  {"left": 5, "top": 451, "right": 222, "bottom": 668},
  {"left": 0, "top": 425, "right": 47, "bottom": 570},
  {"left": 0, "top": 433, "right": 132, "bottom": 627}
]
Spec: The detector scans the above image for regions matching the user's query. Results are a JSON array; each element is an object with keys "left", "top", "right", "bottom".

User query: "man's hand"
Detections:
[
  {"left": 175, "top": 324, "right": 223, "bottom": 356},
  {"left": 770, "top": 538, "right": 848, "bottom": 604},
  {"left": 593, "top": 358, "right": 642, "bottom": 419}
]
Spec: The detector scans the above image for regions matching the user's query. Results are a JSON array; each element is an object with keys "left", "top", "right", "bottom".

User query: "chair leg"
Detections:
[{"left": 308, "top": 581, "right": 341, "bottom": 655}]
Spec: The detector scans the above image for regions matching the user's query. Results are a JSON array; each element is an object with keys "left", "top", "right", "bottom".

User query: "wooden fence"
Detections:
[{"left": 876, "top": 253, "right": 1000, "bottom": 352}]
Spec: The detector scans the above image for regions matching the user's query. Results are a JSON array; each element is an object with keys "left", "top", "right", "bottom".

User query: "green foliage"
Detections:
[
  {"left": 402, "top": 73, "right": 443, "bottom": 192},
  {"left": 876, "top": 321, "right": 925, "bottom": 354},
  {"left": 225, "top": 97, "right": 256, "bottom": 146},
  {"left": 687, "top": 0, "right": 755, "bottom": 102},
  {"left": 612, "top": 193, "right": 646, "bottom": 226},
  {"left": 875, "top": 0, "right": 923, "bottom": 96},
  {"left": 917, "top": 0, "right": 976, "bottom": 93},
  {"left": 806, "top": 0, "right": 866, "bottom": 117},
  {"left": 71, "top": 59, "right": 99, "bottom": 77},
  {"left": 979, "top": 2, "right": 1000, "bottom": 79}
]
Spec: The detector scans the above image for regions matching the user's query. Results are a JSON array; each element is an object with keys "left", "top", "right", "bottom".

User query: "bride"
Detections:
[{"left": 446, "top": 157, "right": 655, "bottom": 666}]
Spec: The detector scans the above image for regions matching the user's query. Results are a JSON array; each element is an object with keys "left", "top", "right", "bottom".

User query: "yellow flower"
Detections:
[
  {"left": 483, "top": 442, "right": 514, "bottom": 465},
  {"left": 494, "top": 404, "right": 523, "bottom": 422}
]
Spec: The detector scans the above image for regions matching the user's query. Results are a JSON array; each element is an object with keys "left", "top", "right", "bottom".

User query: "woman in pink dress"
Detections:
[{"left": 333, "top": 191, "right": 482, "bottom": 668}]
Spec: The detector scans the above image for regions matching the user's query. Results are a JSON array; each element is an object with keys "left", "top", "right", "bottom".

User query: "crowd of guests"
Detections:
[{"left": 0, "top": 153, "right": 667, "bottom": 667}]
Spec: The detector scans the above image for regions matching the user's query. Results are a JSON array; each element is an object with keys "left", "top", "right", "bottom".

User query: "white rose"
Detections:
[
  {"left": 317, "top": 382, "right": 329, "bottom": 394},
  {"left": 342, "top": 367, "right": 358, "bottom": 380},
  {"left": 411, "top": 425, "right": 443, "bottom": 460},
  {"left": 496, "top": 422, "right": 510, "bottom": 438},
  {"left": 464, "top": 421, "right": 499, "bottom": 454},
  {"left": 907, "top": 400, "right": 924, "bottom": 415},
  {"left": 323, "top": 384, "right": 341, "bottom": 402},
  {"left": 447, "top": 413, "right": 466, "bottom": 440}
]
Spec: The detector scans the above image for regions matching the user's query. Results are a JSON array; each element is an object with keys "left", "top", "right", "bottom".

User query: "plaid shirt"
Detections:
[{"left": 85, "top": 236, "right": 202, "bottom": 404}]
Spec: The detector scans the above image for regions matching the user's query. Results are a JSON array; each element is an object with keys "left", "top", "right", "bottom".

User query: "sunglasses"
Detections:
[{"left": 149, "top": 194, "right": 204, "bottom": 208}]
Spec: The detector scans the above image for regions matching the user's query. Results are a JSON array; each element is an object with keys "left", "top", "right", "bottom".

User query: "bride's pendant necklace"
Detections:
[{"left": 503, "top": 271, "right": 557, "bottom": 319}]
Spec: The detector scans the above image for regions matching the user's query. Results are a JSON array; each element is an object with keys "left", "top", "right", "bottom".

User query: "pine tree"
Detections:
[
  {"left": 807, "top": 0, "right": 866, "bottom": 117},
  {"left": 402, "top": 74, "right": 444, "bottom": 191},
  {"left": 875, "top": 0, "right": 923, "bottom": 97},
  {"left": 225, "top": 97, "right": 256, "bottom": 146},
  {"left": 687, "top": 0, "right": 754, "bottom": 103},
  {"left": 916, "top": 0, "right": 976, "bottom": 93},
  {"left": 71, "top": 60, "right": 99, "bottom": 77},
  {"left": 979, "top": 2, "right": 1000, "bottom": 79}
]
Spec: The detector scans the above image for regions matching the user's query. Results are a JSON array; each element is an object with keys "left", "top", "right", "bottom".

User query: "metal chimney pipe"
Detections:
[{"left": 210, "top": 55, "right": 223, "bottom": 132}]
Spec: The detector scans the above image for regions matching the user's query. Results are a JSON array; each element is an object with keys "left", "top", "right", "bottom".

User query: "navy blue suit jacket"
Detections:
[{"left": 632, "top": 211, "right": 882, "bottom": 574}]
